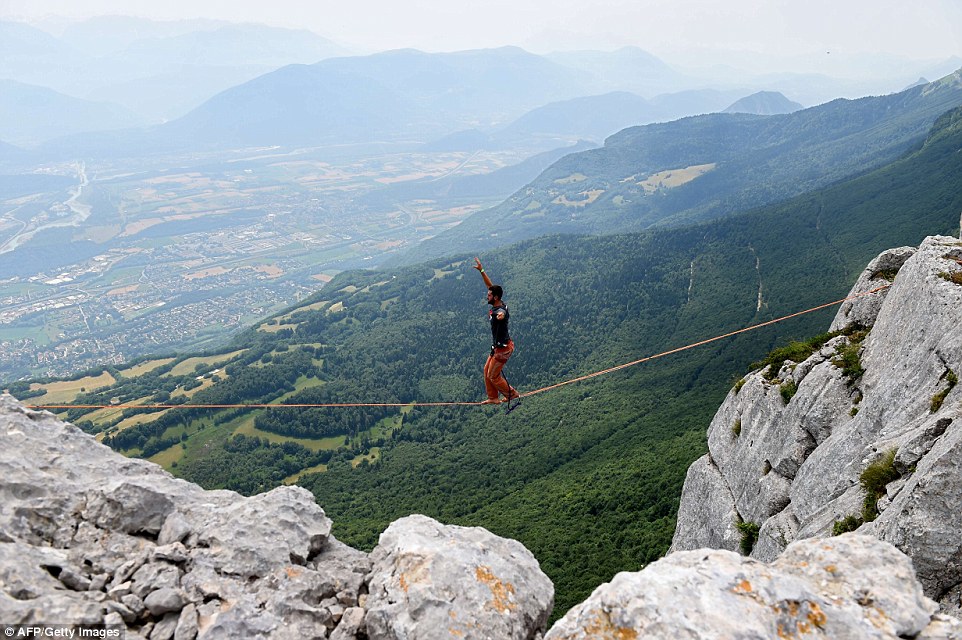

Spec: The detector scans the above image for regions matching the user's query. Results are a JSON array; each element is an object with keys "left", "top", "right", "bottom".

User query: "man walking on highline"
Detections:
[{"left": 473, "top": 257, "right": 520, "bottom": 405}]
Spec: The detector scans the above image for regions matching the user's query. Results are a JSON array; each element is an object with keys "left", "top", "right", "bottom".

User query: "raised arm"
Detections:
[{"left": 473, "top": 257, "right": 494, "bottom": 289}]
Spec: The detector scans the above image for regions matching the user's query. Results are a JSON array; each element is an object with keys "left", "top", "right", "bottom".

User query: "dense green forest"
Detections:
[
  {"left": 399, "top": 70, "right": 962, "bottom": 266},
  {"left": 24, "top": 106, "right": 962, "bottom": 618}
]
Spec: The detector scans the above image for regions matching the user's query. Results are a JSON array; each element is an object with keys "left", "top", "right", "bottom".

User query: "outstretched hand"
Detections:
[{"left": 473, "top": 257, "right": 483, "bottom": 272}]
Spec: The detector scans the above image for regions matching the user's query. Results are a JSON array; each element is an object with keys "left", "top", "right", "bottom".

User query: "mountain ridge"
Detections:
[
  {"left": 0, "top": 18, "right": 347, "bottom": 123},
  {"left": 723, "top": 90, "right": 802, "bottom": 115},
  {"left": 0, "top": 79, "right": 145, "bottom": 146},
  {"left": 397, "top": 69, "right": 962, "bottom": 266}
]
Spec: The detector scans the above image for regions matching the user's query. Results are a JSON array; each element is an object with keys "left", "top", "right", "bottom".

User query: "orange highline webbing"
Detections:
[
  {"left": 30, "top": 401, "right": 478, "bottom": 409},
  {"left": 27, "top": 285, "right": 890, "bottom": 411},
  {"left": 518, "top": 284, "right": 890, "bottom": 399}
]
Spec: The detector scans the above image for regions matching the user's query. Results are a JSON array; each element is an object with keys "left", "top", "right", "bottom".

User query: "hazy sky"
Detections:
[{"left": 2, "top": 0, "right": 960, "bottom": 64}]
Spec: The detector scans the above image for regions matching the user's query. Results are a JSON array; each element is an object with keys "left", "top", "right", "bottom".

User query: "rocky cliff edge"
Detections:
[
  {"left": 672, "top": 235, "right": 962, "bottom": 624},
  {"left": 3, "top": 394, "right": 958, "bottom": 639},
  {"left": 0, "top": 394, "right": 553, "bottom": 639}
]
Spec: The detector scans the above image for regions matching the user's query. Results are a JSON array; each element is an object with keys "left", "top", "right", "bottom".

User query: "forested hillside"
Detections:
[
  {"left": 398, "top": 70, "right": 962, "bottom": 266},
  {"left": 22, "top": 106, "right": 962, "bottom": 617}
]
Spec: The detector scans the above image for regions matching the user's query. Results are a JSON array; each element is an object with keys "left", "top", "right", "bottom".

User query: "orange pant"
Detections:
[{"left": 484, "top": 340, "right": 517, "bottom": 400}]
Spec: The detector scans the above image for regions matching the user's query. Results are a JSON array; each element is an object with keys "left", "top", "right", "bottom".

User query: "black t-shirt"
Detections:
[{"left": 489, "top": 303, "right": 511, "bottom": 347}]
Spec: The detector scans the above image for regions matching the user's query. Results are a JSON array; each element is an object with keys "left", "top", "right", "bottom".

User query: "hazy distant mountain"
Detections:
[
  {"left": 666, "top": 51, "right": 962, "bottom": 106},
  {"left": 903, "top": 78, "right": 930, "bottom": 91},
  {"left": 88, "top": 23, "right": 347, "bottom": 121},
  {"left": 0, "top": 21, "right": 77, "bottom": 59},
  {"left": 117, "top": 47, "right": 595, "bottom": 151},
  {"left": 91, "top": 66, "right": 290, "bottom": 123},
  {"left": 647, "top": 89, "right": 749, "bottom": 118},
  {"left": 545, "top": 48, "right": 956, "bottom": 111},
  {"left": 736, "top": 71, "right": 913, "bottom": 108},
  {"left": 0, "top": 19, "right": 348, "bottom": 122},
  {"left": 155, "top": 65, "right": 754, "bottom": 155},
  {"left": 428, "top": 89, "right": 749, "bottom": 151},
  {"left": 400, "top": 70, "right": 962, "bottom": 264},
  {"left": 307, "top": 47, "right": 593, "bottom": 122},
  {"left": 425, "top": 88, "right": 783, "bottom": 156},
  {"left": 919, "top": 57, "right": 962, "bottom": 84},
  {"left": 58, "top": 15, "right": 230, "bottom": 57},
  {"left": 723, "top": 91, "right": 803, "bottom": 115},
  {"left": 495, "top": 88, "right": 745, "bottom": 145},
  {"left": 111, "top": 23, "right": 347, "bottom": 67},
  {"left": 547, "top": 47, "right": 692, "bottom": 96},
  {"left": 0, "top": 80, "right": 145, "bottom": 147},
  {"left": 157, "top": 64, "right": 412, "bottom": 148},
  {"left": 0, "top": 21, "right": 88, "bottom": 86},
  {"left": 496, "top": 92, "right": 655, "bottom": 143}
]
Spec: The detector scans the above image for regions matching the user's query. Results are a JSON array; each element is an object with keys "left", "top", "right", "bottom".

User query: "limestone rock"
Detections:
[
  {"left": 144, "top": 588, "right": 188, "bottom": 616},
  {"left": 184, "top": 484, "right": 332, "bottom": 578},
  {"left": 546, "top": 535, "right": 940, "bottom": 640},
  {"left": 918, "top": 614, "right": 962, "bottom": 640},
  {"left": 0, "top": 395, "right": 307, "bottom": 636},
  {"left": 174, "top": 603, "right": 199, "bottom": 640},
  {"left": 872, "top": 417, "right": 962, "bottom": 599},
  {"left": 829, "top": 245, "right": 915, "bottom": 332},
  {"left": 669, "top": 454, "right": 740, "bottom": 553},
  {"left": 671, "top": 235, "right": 962, "bottom": 617},
  {"left": 331, "top": 607, "right": 365, "bottom": 640},
  {"left": 794, "top": 484, "right": 867, "bottom": 541},
  {"left": 0, "top": 393, "right": 555, "bottom": 640},
  {"left": 365, "top": 514, "right": 554, "bottom": 640},
  {"left": 151, "top": 612, "right": 181, "bottom": 640},
  {"left": 751, "top": 506, "right": 799, "bottom": 562}
]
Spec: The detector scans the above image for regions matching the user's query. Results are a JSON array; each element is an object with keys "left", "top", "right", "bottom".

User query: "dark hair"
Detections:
[{"left": 489, "top": 285, "right": 504, "bottom": 299}]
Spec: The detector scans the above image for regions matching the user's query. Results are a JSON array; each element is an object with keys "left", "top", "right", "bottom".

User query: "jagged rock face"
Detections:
[
  {"left": 829, "top": 246, "right": 917, "bottom": 333},
  {"left": 0, "top": 395, "right": 554, "bottom": 639},
  {"left": 672, "top": 235, "right": 962, "bottom": 617},
  {"left": 547, "top": 534, "right": 959, "bottom": 640}
]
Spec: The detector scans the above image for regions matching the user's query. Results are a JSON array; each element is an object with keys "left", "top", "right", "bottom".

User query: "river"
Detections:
[{"left": 0, "top": 163, "right": 90, "bottom": 254}]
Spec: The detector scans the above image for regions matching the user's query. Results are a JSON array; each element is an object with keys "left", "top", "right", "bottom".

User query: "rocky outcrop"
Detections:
[
  {"left": 672, "top": 235, "right": 962, "bottom": 618},
  {"left": 547, "top": 534, "right": 960, "bottom": 640},
  {"left": 7, "top": 399, "right": 955, "bottom": 640},
  {"left": 365, "top": 515, "right": 552, "bottom": 640},
  {"left": 0, "top": 394, "right": 554, "bottom": 639}
]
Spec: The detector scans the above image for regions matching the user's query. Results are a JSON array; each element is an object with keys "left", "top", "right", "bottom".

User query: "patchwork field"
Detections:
[
  {"left": 165, "top": 350, "right": 247, "bottom": 377},
  {"left": 29, "top": 371, "right": 117, "bottom": 404},
  {"left": 638, "top": 163, "right": 716, "bottom": 193},
  {"left": 118, "top": 358, "right": 176, "bottom": 377},
  {"left": 231, "top": 416, "right": 345, "bottom": 452}
]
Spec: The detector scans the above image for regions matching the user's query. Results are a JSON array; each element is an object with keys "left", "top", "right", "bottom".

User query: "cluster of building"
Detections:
[{"left": 0, "top": 281, "right": 309, "bottom": 380}]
